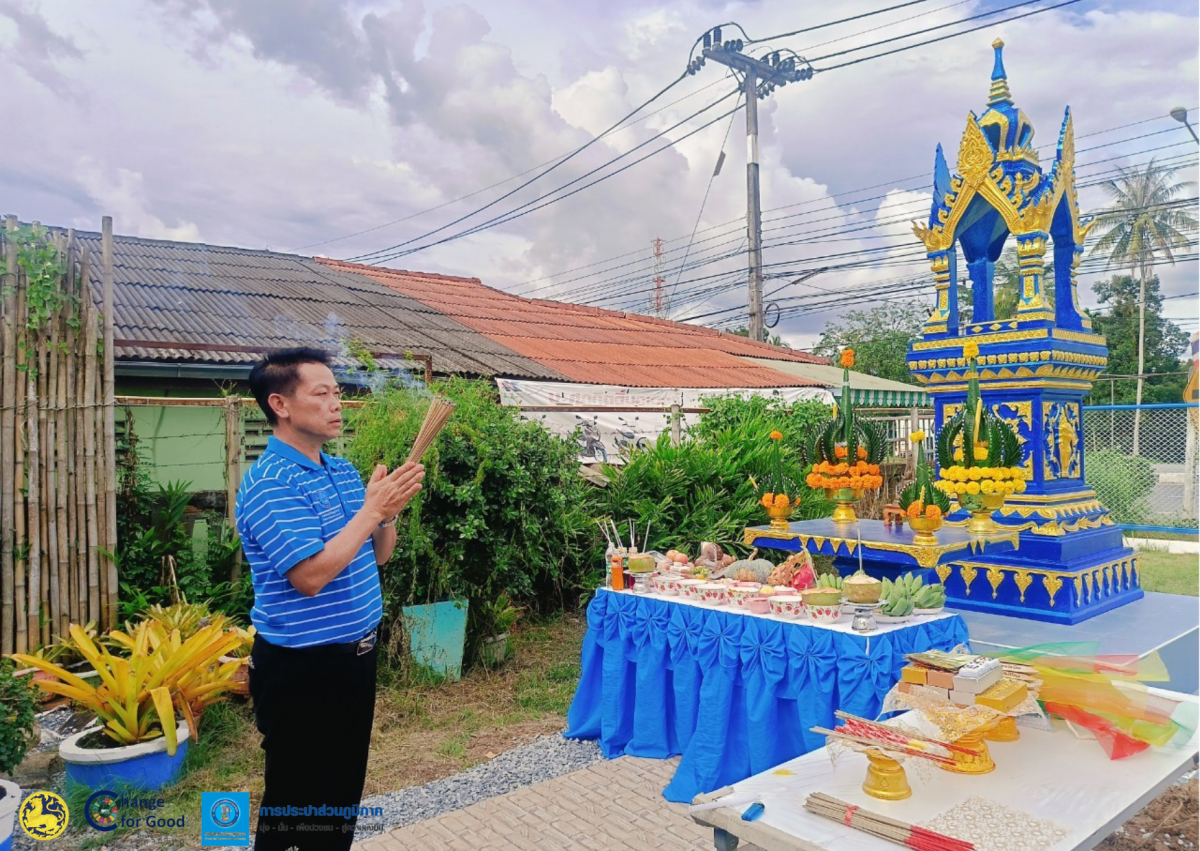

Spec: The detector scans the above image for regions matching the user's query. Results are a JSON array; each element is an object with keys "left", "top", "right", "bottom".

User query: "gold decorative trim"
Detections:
[
  {"left": 743, "top": 527, "right": 1018, "bottom": 568},
  {"left": 1043, "top": 573, "right": 1062, "bottom": 607},
  {"left": 912, "top": 330, "right": 1049, "bottom": 351},
  {"left": 1074, "top": 575, "right": 1083, "bottom": 604},
  {"left": 1014, "top": 569, "right": 1034, "bottom": 604},
  {"left": 918, "top": 379, "right": 1098, "bottom": 393},
  {"left": 1102, "top": 565, "right": 1111, "bottom": 597},
  {"left": 959, "top": 564, "right": 978, "bottom": 596},
  {"left": 986, "top": 567, "right": 1005, "bottom": 599},
  {"left": 1052, "top": 328, "right": 1106, "bottom": 345},
  {"left": 936, "top": 564, "right": 952, "bottom": 585},
  {"left": 1005, "top": 489, "right": 1097, "bottom": 504}
]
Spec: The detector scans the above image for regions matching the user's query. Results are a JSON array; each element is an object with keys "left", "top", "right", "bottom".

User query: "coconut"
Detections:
[
  {"left": 627, "top": 554, "right": 656, "bottom": 574},
  {"left": 843, "top": 570, "right": 882, "bottom": 603},
  {"left": 802, "top": 588, "right": 843, "bottom": 606}
]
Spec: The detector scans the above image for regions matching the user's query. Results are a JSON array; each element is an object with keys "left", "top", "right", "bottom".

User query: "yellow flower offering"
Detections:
[
  {"left": 964, "top": 341, "right": 980, "bottom": 360},
  {"left": 909, "top": 430, "right": 926, "bottom": 444},
  {"left": 974, "top": 446, "right": 989, "bottom": 461},
  {"left": 840, "top": 349, "right": 856, "bottom": 369},
  {"left": 966, "top": 481, "right": 981, "bottom": 495}
]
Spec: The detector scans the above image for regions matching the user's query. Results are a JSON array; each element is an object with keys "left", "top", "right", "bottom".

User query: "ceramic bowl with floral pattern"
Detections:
[
  {"left": 678, "top": 579, "right": 707, "bottom": 601},
  {"left": 768, "top": 595, "right": 805, "bottom": 619},
  {"left": 807, "top": 603, "right": 844, "bottom": 625},
  {"left": 728, "top": 585, "right": 760, "bottom": 609},
  {"left": 653, "top": 575, "right": 682, "bottom": 596},
  {"left": 696, "top": 583, "right": 730, "bottom": 606}
]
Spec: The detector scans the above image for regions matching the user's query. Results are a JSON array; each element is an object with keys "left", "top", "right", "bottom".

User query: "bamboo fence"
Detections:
[{"left": 1, "top": 216, "right": 117, "bottom": 654}]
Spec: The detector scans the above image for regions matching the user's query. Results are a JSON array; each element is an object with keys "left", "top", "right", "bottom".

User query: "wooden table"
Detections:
[{"left": 689, "top": 690, "right": 1199, "bottom": 851}]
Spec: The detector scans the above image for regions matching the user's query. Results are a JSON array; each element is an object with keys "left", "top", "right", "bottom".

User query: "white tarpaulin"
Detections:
[{"left": 495, "top": 378, "right": 833, "bottom": 464}]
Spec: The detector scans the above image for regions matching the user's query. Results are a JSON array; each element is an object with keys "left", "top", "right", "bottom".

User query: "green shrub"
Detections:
[
  {"left": 595, "top": 401, "right": 834, "bottom": 563},
  {"left": 0, "top": 657, "right": 39, "bottom": 774},
  {"left": 1085, "top": 450, "right": 1156, "bottom": 524},
  {"left": 343, "top": 378, "right": 598, "bottom": 646}
]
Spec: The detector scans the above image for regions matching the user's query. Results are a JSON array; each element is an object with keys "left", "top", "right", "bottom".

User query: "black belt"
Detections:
[{"left": 256, "top": 629, "right": 378, "bottom": 657}]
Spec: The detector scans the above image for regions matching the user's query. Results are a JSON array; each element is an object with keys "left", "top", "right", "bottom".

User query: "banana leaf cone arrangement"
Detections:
[
  {"left": 756, "top": 430, "right": 800, "bottom": 531},
  {"left": 899, "top": 432, "right": 950, "bottom": 545},
  {"left": 801, "top": 350, "right": 887, "bottom": 524},
  {"left": 934, "top": 343, "right": 1027, "bottom": 534}
]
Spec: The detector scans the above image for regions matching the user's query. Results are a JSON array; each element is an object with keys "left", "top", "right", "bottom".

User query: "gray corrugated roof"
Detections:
[{"left": 68, "top": 231, "right": 561, "bottom": 380}]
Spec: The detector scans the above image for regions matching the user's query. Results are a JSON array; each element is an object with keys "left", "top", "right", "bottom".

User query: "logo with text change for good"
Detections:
[
  {"left": 19, "top": 791, "right": 69, "bottom": 840},
  {"left": 201, "top": 792, "right": 249, "bottom": 846}
]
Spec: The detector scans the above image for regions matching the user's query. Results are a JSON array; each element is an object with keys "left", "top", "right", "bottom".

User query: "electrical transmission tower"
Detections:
[
  {"left": 651, "top": 237, "right": 665, "bottom": 317},
  {"left": 687, "top": 28, "right": 812, "bottom": 341}
]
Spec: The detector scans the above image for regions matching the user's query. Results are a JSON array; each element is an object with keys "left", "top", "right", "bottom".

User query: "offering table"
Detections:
[{"left": 565, "top": 587, "right": 969, "bottom": 803}]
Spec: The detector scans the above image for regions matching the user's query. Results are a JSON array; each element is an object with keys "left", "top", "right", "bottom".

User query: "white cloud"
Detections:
[{"left": 0, "top": 0, "right": 1193, "bottom": 350}]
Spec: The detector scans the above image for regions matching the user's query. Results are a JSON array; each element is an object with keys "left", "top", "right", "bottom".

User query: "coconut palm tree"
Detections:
[{"left": 1088, "top": 158, "right": 1197, "bottom": 454}]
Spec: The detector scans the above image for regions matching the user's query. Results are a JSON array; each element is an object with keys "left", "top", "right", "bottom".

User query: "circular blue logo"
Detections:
[
  {"left": 210, "top": 798, "right": 240, "bottom": 828},
  {"left": 85, "top": 790, "right": 120, "bottom": 831}
]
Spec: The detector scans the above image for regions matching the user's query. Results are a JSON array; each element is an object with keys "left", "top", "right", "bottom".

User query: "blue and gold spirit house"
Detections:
[{"left": 907, "top": 40, "right": 1141, "bottom": 624}]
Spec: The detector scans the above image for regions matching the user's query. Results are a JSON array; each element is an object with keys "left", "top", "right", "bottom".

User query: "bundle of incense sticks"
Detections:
[
  {"left": 406, "top": 397, "right": 456, "bottom": 463},
  {"left": 833, "top": 711, "right": 976, "bottom": 756},
  {"left": 805, "top": 793, "right": 975, "bottom": 851}
]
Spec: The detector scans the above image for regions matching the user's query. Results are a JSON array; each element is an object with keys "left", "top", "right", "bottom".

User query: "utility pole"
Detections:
[{"left": 690, "top": 28, "right": 812, "bottom": 341}]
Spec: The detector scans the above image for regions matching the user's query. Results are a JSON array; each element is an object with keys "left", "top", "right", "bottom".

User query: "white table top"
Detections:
[
  {"left": 598, "top": 586, "right": 958, "bottom": 639},
  {"left": 689, "top": 689, "right": 1199, "bottom": 851}
]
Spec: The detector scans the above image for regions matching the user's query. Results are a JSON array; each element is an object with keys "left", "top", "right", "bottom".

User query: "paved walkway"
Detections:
[{"left": 354, "top": 756, "right": 758, "bottom": 851}]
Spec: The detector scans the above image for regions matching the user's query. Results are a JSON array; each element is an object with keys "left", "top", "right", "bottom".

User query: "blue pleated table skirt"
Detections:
[{"left": 565, "top": 589, "right": 970, "bottom": 803}]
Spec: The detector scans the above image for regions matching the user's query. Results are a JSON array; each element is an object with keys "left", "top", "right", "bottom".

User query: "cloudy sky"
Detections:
[{"left": 1, "top": 0, "right": 1196, "bottom": 348}]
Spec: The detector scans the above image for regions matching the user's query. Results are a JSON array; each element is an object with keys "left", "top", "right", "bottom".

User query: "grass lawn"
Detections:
[
  {"left": 66, "top": 612, "right": 588, "bottom": 849},
  {"left": 1136, "top": 550, "right": 1199, "bottom": 597}
]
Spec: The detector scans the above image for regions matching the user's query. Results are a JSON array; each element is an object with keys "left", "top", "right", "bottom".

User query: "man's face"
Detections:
[{"left": 272, "top": 362, "right": 343, "bottom": 442}]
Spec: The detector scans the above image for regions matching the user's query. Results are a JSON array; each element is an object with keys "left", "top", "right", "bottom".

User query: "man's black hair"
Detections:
[{"left": 248, "top": 347, "right": 333, "bottom": 426}]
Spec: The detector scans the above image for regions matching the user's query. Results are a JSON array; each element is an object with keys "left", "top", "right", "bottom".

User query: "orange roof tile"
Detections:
[{"left": 317, "top": 259, "right": 828, "bottom": 389}]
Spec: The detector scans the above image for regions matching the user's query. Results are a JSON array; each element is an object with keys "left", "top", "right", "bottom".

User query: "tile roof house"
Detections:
[
  {"left": 65, "top": 228, "right": 825, "bottom": 390},
  {"left": 315, "top": 259, "right": 827, "bottom": 389},
  {"left": 70, "top": 230, "right": 558, "bottom": 383}
]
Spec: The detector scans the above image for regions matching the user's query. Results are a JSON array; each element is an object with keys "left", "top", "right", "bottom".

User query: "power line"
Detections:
[
  {"left": 815, "top": 0, "right": 1086, "bottom": 72},
  {"left": 549, "top": 151, "right": 1198, "bottom": 310},
  {"left": 345, "top": 71, "right": 697, "bottom": 263},
  {"left": 510, "top": 109, "right": 1197, "bottom": 301},
  {"left": 344, "top": 0, "right": 1090, "bottom": 265},
  {"left": 745, "top": 0, "right": 936, "bottom": 44},
  {"left": 289, "top": 76, "right": 733, "bottom": 253},
  {"left": 354, "top": 88, "right": 744, "bottom": 265},
  {"left": 667, "top": 94, "right": 742, "bottom": 312}
]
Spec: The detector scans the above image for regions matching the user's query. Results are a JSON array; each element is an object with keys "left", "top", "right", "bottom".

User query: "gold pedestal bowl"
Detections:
[
  {"left": 907, "top": 514, "right": 943, "bottom": 546},
  {"left": 825, "top": 488, "right": 864, "bottom": 524},
  {"left": 862, "top": 749, "right": 911, "bottom": 800}
]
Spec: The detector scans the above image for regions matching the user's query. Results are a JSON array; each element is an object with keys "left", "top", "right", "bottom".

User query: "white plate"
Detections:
[
  {"left": 875, "top": 613, "right": 914, "bottom": 624},
  {"left": 913, "top": 606, "right": 945, "bottom": 616}
]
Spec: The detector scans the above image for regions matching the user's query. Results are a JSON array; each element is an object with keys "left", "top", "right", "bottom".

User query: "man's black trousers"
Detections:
[{"left": 249, "top": 634, "right": 378, "bottom": 851}]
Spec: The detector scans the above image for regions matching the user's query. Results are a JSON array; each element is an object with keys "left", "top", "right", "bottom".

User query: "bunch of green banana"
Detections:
[
  {"left": 912, "top": 583, "right": 946, "bottom": 610},
  {"left": 881, "top": 592, "right": 914, "bottom": 617},
  {"left": 815, "top": 573, "right": 843, "bottom": 590}
]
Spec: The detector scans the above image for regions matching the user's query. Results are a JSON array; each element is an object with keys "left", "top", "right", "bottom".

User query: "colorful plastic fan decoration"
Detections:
[{"left": 998, "top": 642, "right": 1197, "bottom": 760}]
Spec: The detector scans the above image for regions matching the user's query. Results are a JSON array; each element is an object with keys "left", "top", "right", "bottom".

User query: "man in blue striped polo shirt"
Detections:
[{"left": 236, "top": 347, "right": 424, "bottom": 851}]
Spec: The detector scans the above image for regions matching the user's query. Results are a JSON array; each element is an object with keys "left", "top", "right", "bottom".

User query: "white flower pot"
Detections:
[{"left": 0, "top": 779, "right": 21, "bottom": 851}]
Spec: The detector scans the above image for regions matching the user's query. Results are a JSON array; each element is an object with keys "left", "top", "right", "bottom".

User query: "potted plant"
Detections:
[
  {"left": 478, "top": 594, "right": 522, "bottom": 668},
  {"left": 11, "top": 620, "right": 243, "bottom": 792},
  {"left": 1, "top": 658, "right": 39, "bottom": 851}
]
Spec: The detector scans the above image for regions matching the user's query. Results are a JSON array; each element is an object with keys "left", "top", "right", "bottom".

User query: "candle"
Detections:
[{"left": 858, "top": 532, "right": 864, "bottom": 573}]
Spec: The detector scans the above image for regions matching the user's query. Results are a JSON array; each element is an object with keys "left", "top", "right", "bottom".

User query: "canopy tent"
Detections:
[{"left": 738, "top": 357, "right": 928, "bottom": 408}]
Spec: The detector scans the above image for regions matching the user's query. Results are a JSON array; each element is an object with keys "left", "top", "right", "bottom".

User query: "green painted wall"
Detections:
[{"left": 116, "top": 386, "right": 229, "bottom": 492}]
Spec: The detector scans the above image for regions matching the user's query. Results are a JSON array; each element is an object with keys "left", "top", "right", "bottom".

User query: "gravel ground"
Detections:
[
  {"left": 351, "top": 734, "right": 603, "bottom": 842},
  {"left": 8, "top": 733, "right": 603, "bottom": 851}
]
